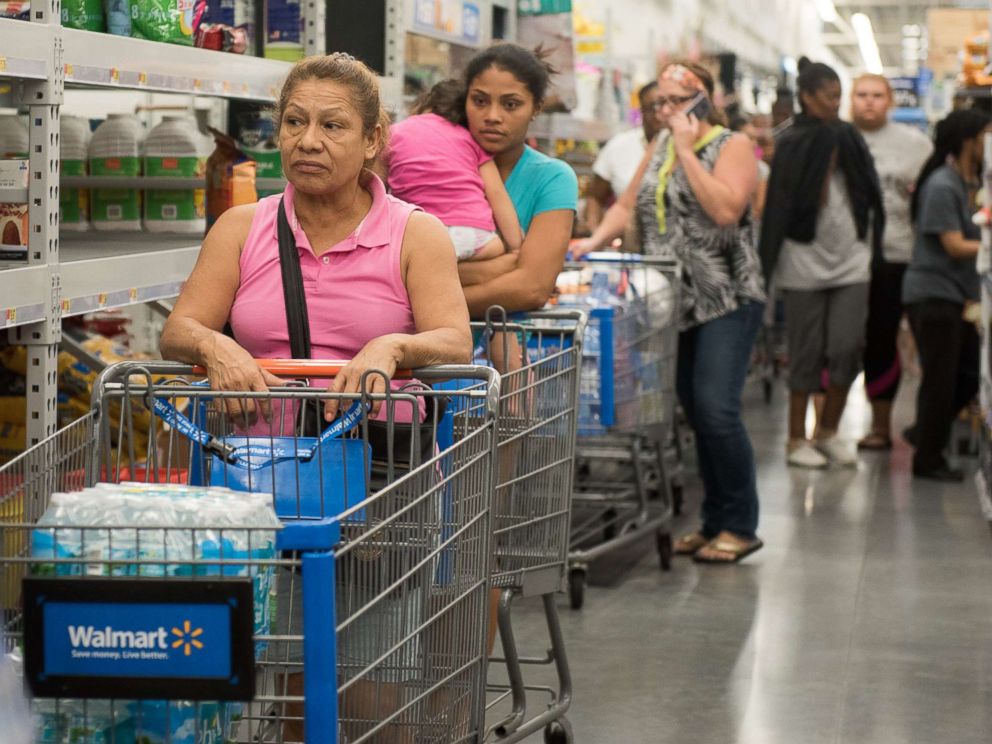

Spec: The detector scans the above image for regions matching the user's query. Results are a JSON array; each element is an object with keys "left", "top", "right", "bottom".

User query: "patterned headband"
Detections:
[{"left": 660, "top": 64, "right": 706, "bottom": 93}]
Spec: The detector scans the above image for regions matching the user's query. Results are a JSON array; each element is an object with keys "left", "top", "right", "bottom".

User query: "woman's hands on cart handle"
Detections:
[
  {"left": 324, "top": 335, "right": 403, "bottom": 421},
  {"left": 203, "top": 333, "right": 285, "bottom": 424}
]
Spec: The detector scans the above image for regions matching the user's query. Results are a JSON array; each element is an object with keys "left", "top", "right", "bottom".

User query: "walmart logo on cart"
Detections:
[{"left": 67, "top": 620, "right": 204, "bottom": 660}]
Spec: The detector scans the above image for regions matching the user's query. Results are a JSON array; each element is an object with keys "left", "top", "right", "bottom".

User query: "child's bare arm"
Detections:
[{"left": 481, "top": 160, "right": 524, "bottom": 251}]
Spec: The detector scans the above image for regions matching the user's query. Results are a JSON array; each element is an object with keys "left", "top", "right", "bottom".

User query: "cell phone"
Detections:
[{"left": 685, "top": 92, "right": 711, "bottom": 121}]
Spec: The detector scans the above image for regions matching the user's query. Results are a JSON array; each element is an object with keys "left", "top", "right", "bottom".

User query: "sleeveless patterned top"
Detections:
[{"left": 635, "top": 129, "right": 766, "bottom": 330}]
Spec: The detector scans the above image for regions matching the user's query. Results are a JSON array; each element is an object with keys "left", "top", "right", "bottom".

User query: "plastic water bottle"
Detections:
[{"left": 589, "top": 271, "right": 610, "bottom": 306}]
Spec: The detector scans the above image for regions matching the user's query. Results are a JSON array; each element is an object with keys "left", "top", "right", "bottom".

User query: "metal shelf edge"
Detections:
[
  {"left": 62, "top": 28, "right": 291, "bottom": 101},
  {"left": 60, "top": 244, "right": 199, "bottom": 316},
  {"left": 0, "top": 18, "right": 52, "bottom": 82},
  {"left": 0, "top": 263, "right": 50, "bottom": 330}
]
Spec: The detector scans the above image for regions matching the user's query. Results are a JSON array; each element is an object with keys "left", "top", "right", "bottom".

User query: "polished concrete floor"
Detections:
[{"left": 505, "top": 377, "right": 992, "bottom": 743}]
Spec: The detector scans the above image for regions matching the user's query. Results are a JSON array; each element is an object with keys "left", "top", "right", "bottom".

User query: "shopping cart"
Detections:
[
  {"left": 1, "top": 359, "right": 500, "bottom": 744},
  {"left": 559, "top": 254, "right": 682, "bottom": 609},
  {"left": 468, "top": 308, "right": 585, "bottom": 744}
]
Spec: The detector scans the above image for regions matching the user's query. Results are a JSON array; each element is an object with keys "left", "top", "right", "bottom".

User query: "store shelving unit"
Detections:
[{"left": 0, "top": 7, "right": 315, "bottom": 448}]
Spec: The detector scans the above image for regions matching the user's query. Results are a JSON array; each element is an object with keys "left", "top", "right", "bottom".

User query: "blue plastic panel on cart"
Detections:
[
  {"left": 23, "top": 577, "right": 255, "bottom": 701},
  {"left": 43, "top": 602, "right": 230, "bottom": 678}
]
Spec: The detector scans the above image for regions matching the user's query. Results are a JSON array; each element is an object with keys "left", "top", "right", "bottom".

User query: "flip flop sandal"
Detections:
[
  {"left": 857, "top": 432, "right": 892, "bottom": 451},
  {"left": 693, "top": 533, "right": 764, "bottom": 564},
  {"left": 674, "top": 531, "right": 710, "bottom": 555}
]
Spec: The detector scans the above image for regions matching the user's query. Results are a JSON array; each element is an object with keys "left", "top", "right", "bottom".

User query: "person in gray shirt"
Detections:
[
  {"left": 760, "top": 59, "right": 885, "bottom": 470},
  {"left": 852, "top": 74, "right": 933, "bottom": 451},
  {"left": 902, "top": 109, "right": 990, "bottom": 481}
]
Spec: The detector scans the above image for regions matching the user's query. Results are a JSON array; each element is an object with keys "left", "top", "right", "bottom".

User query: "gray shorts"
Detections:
[{"left": 783, "top": 283, "right": 869, "bottom": 392}]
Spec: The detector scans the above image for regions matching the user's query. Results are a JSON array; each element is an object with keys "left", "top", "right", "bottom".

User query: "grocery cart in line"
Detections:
[
  {"left": 1, "top": 359, "right": 500, "bottom": 744},
  {"left": 558, "top": 254, "right": 682, "bottom": 610},
  {"left": 465, "top": 308, "right": 585, "bottom": 744}
]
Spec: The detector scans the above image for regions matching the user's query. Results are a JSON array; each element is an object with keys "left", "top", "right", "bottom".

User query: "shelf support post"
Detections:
[{"left": 11, "top": 15, "right": 64, "bottom": 448}]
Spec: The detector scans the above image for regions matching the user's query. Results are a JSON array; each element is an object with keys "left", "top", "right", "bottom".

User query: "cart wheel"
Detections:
[
  {"left": 672, "top": 483, "right": 684, "bottom": 516},
  {"left": 603, "top": 508, "right": 617, "bottom": 541},
  {"left": 568, "top": 568, "right": 586, "bottom": 610},
  {"left": 657, "top": 531, "right": 673, "bottom": 571},
  {"left": 544, "top": 717, "right": 574, "bottom": 744}
]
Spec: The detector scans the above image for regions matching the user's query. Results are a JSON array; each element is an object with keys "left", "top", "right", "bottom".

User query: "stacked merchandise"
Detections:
[
  {"left": 31, "top": 482, "right": 280, "bottom": 743},
  {"left": 0, "top": 0, "right": 29, "bottom": 19},
  {"left": 264, "top": 0, "right": 302, "bottom": 61},
  {"left": 0, "top": 337, "right": 182, "bottom": 465},
  {"left": 0, "top": 114, "right": 29, "bottom": 261},
  {"left": 59, "top": 0, "right": 207, "bottom": 46},
  {"left": 72, "top": 115, "right": 258, "bottom": 234},
  {"left": 4, "top": 0, "right": 256, "bottom": 55},
  {"left": 237, "top": 112, "right": 282, "bottom": 198},
  {"left": 89, "top": 114, "right": 143, "bottom": 232},
  {"left": 196, "top": 0, "right": 252, "bottom": 53},
  {"left": 60, "top": 116, "right": 92, "bottom": 233},
  {"left": 142, "top": 116, "right": 209, "bottom": 234}
]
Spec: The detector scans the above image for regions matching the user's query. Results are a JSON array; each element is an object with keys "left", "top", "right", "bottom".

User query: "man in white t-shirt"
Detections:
[
  {"left": 585, "top": 82, "right": 662, "bottom": 241},
  {"left": 851, "top": 74, "right": 934, "bottom": 451}
]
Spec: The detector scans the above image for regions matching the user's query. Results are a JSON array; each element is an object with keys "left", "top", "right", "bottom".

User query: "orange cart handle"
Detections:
[{"left": 192, "top": 359, "right": 413, "bottom": 379}]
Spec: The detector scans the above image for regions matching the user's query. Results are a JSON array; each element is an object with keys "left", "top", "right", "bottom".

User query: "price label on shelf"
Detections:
[
  {"left": 97, "top": 293, "right": 107, "bottom": 307},
  {"left": 129, "top": 288, "right": 138, "bottom": 302},
  {"left": 0, "top": 57, "right": 8, "bottom": 73},
  {"left": 60, "top": 299, "right": 70, "bottom": 313},
  {"left": 193, "top": 78, "right": 202, "bottom": 91},
  {"left": 138, "top": 72, "right": 147, "bottom": 86},
  {"left": 5, "top": 308, "right": 14, "bottom": 323},
  {"left": 241, "top": 83, "right": 249, "bottom": 96},
  {"left": 223, "top": 80, "right": 232, "bottom": 93},
  {"left": 64, "top": 63, "right": 74, "bottom": 79},
  {"left": 110, "top": 68, "right": 120, "bottom": 84}
]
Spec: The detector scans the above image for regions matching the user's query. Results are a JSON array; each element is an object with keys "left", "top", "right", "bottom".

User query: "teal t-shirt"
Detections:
[{"left": 504, "top": 145, "right": 578, "bottom": 231}]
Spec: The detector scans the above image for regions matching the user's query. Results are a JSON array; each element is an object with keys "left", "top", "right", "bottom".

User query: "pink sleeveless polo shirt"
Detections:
[{"left": 229, "top": 174, "right": 422, "bottom": 421}]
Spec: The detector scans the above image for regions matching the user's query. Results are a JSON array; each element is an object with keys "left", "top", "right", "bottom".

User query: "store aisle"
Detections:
[{"left": 507, "top": 379, "right": 992, "bottom": 743}]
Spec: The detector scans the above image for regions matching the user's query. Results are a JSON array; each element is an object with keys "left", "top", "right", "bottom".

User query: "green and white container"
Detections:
[
  {"left": 61, "top": 0, "right": 104, "bottom": 30},
  {"left": 60, "top": 116, "right": 91, "bottom": 232},
  {"left": 142, "top": 116, "right": 208, "bottom": 234},
  {"left": 243, "top": 143, "right": 282, "bottom": 197},
  {"left": 89, "top": 114, "right": 142, "bottom": 232}
]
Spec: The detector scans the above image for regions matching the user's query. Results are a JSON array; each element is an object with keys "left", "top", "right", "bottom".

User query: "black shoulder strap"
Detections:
[{"left": 277, "top": 198, "right": 312, "bottom": 359}]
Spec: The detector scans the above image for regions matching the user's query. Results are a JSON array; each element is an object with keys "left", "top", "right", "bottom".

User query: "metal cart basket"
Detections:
[
  {"left": 1, "top": 359, "right": 500, "bottom": 744},
  {"left": 560, "top": 255, "right": 683, "bottom": 609},
  {"left": 469, "top": 308, "right": 585, "bottom": 744}
]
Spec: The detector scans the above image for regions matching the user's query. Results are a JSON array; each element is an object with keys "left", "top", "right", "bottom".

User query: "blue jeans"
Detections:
[{"left": 676, "top": 301, "right": 763, "bottom": 540}]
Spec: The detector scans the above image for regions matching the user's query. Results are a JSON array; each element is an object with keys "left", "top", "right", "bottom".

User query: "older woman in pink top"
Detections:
[
  {"left": 159, "top": 54, "right": 472, "bottom": 741},
  {"left": 160, "top": 54, "right": 471, "bottom": 423}
]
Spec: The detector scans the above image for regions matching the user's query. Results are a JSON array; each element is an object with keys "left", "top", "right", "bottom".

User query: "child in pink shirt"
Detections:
[{"left": 387, "top": 79, "right": 523, "bottom": 260}]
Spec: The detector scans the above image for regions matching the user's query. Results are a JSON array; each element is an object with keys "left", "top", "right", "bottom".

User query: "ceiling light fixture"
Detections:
[{"left": 852, "top": 12, "right": 884, "bottom": 73}]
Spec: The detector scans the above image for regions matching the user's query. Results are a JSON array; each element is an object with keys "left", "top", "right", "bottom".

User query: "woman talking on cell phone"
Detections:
[{"left": 574, "top": 61, "right": 766, "bottom": 564}]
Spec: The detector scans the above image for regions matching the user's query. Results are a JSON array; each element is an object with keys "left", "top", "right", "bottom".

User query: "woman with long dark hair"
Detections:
[
  {"left": 902, "top": 109, "right": 990, "bottom": 481},
  {"left": 455, "top": 43, "right": 579, "bottom": 316},
  {"left": 760, "top": 58, "right": 885, "bottom": 470}
]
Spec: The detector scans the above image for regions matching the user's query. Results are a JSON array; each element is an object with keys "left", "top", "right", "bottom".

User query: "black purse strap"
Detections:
[{"left": 277, "top": 198, "right": 312, "bottom": 360}]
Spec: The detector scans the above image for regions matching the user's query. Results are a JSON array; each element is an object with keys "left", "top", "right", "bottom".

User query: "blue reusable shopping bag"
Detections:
[{"left": 153, "top": 397, "right": 370, "bottom": 520}]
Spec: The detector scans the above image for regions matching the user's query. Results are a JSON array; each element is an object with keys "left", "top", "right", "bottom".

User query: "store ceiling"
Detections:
[{"left": 824, "top": 0, "right": 987, "bottom": 72}]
